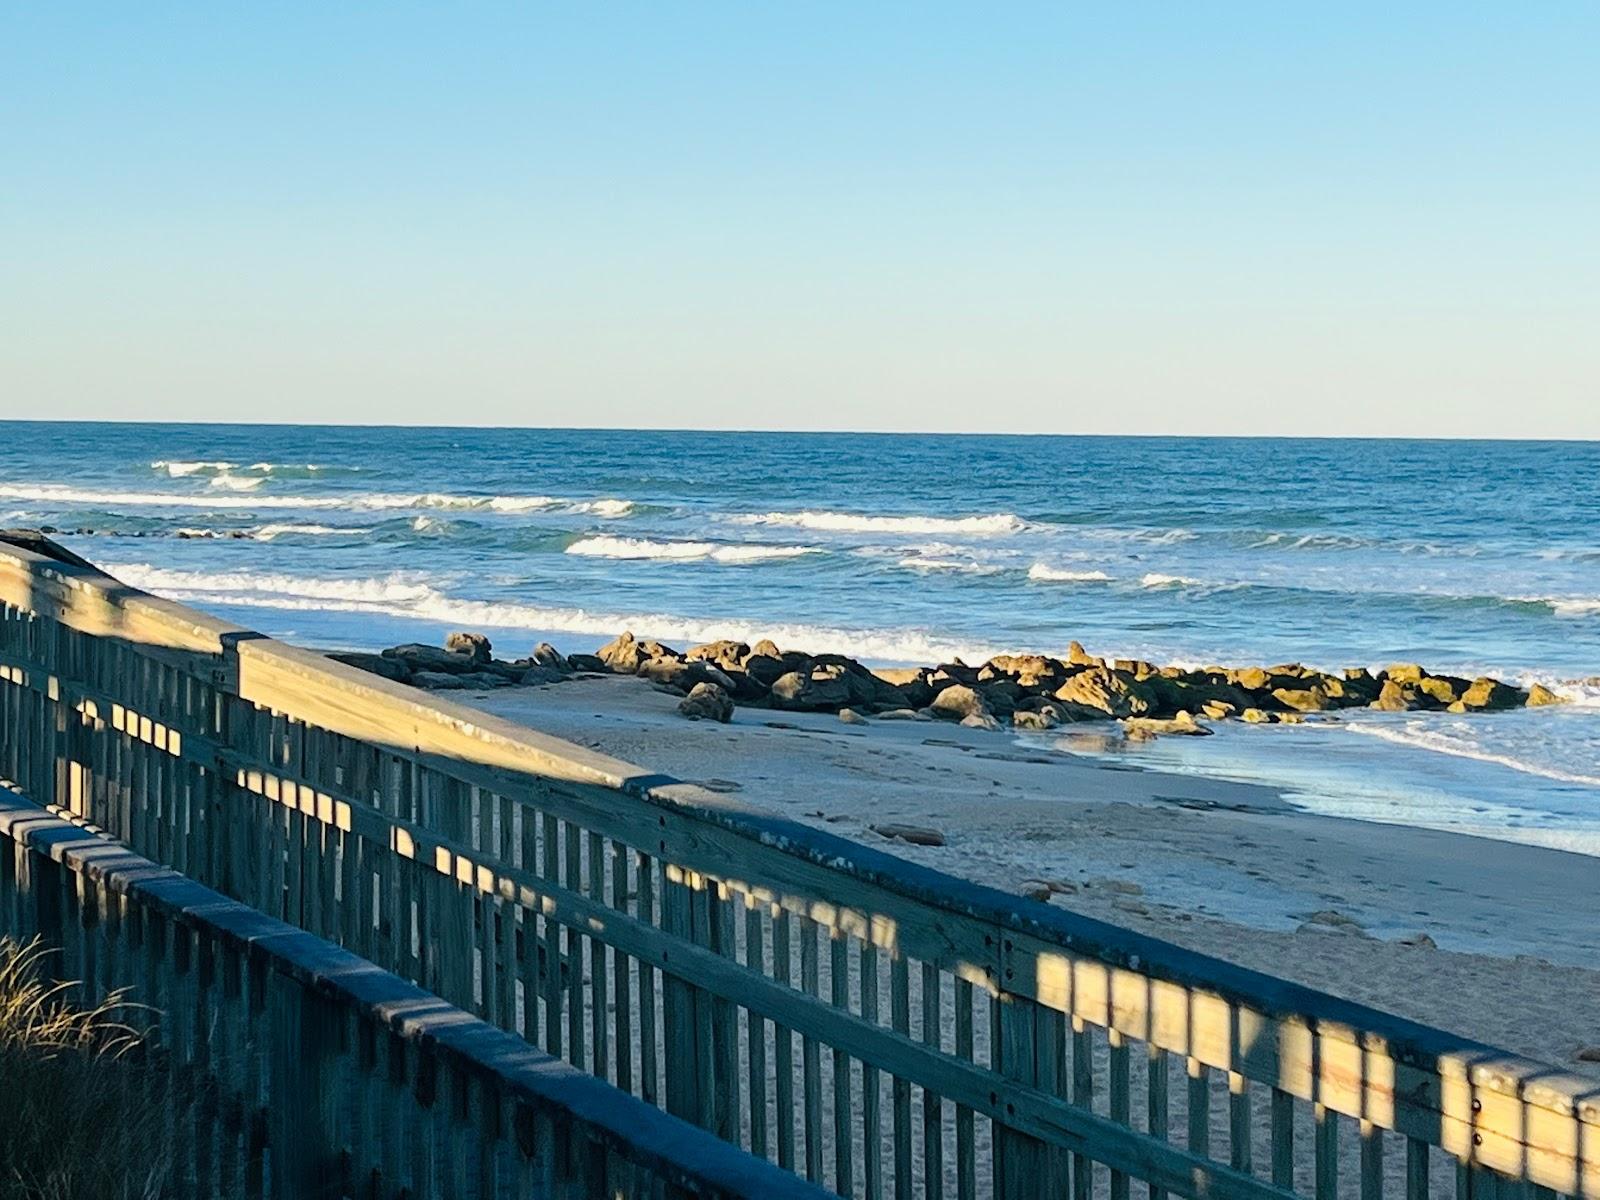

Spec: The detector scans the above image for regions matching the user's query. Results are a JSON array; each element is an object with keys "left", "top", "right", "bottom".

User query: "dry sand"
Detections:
[{"left": 461, "top": 674, "right": 1600, "bottom": 1078}]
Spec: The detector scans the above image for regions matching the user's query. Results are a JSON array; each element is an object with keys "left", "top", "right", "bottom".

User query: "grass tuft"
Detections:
[{"left": 0, "top": 937, "right": 174, "bottom": 1200}]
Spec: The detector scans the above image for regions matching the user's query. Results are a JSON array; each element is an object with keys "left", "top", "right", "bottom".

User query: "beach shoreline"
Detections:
[{"left": 453, "top": 672, "right": 1600, "bottom": 1077}]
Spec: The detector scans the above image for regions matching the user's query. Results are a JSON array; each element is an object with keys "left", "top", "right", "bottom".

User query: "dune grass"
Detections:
[{"left": 0, "top": 937, "right": 173, "bottom": 1200}]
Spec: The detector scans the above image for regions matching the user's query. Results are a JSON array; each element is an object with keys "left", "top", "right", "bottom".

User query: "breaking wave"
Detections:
[
  {"left": 152, "top": 460, "right": 236, "bottom": 477},
  {"left": 565, "top": 536, "right": 817, "bottom": 564},
  {"left": 1347, "top": 721, "right": 1600, "bottom": 789},
  {"left": 1027, "top": 564, "right": 1114, "bottom": 582},
  {"left": 100, "top": 563, "right": 997, "bottom": 664},
  {"left": 0, "top": 483, "right": 636, "bottom": 517}
]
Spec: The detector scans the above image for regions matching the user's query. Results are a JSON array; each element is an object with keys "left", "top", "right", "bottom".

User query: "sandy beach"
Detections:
[{"left": 459, "top": 673, "right": 1600, "bottom": 1078}]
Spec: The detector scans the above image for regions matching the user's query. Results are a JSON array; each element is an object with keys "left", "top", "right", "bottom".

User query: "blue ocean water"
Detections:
[{"left": 3, "top": 422, "right": 1597, "bottom": 851}]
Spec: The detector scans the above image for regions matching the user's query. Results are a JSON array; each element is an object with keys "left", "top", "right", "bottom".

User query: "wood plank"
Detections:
[{"left": 923, "top": 961, "right": 944, "bottom": 1200}]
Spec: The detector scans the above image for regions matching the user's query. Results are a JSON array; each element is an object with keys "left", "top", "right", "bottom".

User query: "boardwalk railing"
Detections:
[
  {"left": 1, "top": 532, "right": 1596, "bottom": 1200},
  {"left": 0, "top": 782, "right": 833, "bottom": 1200}
]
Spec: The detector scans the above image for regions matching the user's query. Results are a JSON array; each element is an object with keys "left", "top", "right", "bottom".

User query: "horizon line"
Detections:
[{"left": 1, "top": 417, "right": 1596, "bottom": 444}]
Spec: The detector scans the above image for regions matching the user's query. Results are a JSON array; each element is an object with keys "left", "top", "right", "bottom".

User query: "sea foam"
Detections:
[
  {"left": 1027, "top": 564, "right": 1114, "bottom": 582},
  {"left": 1347, "top": 720, "right": 1600, "bottom": 789},
  {"left": 566, "top": 536, "right": 816, "bottom": 564},
  {"left": 102, "top": 562, "right": 1001, "bottom": 665},
  {"left": 0, "top": 483, "right": 637, "bottom": 517}
]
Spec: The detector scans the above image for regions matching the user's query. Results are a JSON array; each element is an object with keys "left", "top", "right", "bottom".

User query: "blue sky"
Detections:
[{"left": 4, "top": 4, "right": 1597, "bottom": 436}]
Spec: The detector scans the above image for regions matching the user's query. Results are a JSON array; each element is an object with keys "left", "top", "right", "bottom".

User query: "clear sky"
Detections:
[{"left": 4, "top": 4, "right": 1597, "bottom": 437}]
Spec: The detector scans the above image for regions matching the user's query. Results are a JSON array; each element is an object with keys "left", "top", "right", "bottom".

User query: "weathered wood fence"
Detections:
[
  {"left": 1, "top": 532, "right": 1596, "bottom": 1200},
  {"left": 0, "top": 783, "right": 832, "bottom": 1199}
]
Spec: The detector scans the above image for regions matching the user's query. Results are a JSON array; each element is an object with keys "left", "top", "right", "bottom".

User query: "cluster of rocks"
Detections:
[
  {"left": 329, "top": 632, "right": 600, "bottom": 692},
  {"left": 339, "top": 629, "right": 1564, "bottom": 736}
]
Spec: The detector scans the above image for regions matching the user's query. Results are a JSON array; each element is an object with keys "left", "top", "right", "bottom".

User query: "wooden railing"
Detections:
[
  {"left": 0, "top": 784, "right": 828, "bottom": 1200},
  {"left": 1, "top": 532, "right": 1596, "bottom": 1200}
]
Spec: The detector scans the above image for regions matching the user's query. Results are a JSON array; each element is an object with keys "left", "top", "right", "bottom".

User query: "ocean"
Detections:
[{"left": 3, "top": 421, "right": 1597, "bottom": 853}]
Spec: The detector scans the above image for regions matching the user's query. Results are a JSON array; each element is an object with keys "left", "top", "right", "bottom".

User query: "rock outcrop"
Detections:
[{"left": 336, "top": 632, "right": 1561, "bottom": 740}]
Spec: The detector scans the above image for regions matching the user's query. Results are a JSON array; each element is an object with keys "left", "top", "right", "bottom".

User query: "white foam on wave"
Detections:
[
  {"left": 1140, "top": 572, "right": 1204, "bottom": 588},
  {"left": 1547, "top": 598, "right": 1600, "bottom": 618},
  {"left": 1347, "top": 720, "right": 1600, "bottom": 789},
  {"left": 152, "top": 460, "right": 236, "bottom": 477},
  {"left": 209, "top": 473, "right": 266, "bottom": 492},
  {"left": 1248, "top": 532, "right": 1369, "bottom": 551},
  {"left": 896, "top": 554, "right": 1005, "bottom": 575},
  {"left": 0, "top": 483, "right": 637, "bottom": 517},
  {"left": 566, "top": 536, "right": 817, "bottom": 564},
  {"left": 108, "top": 564, "right": 440, "bottom": 605},
  {"left": 103, "top": 562, "right": 999, "bottom": 665},
  {"left": 1027, "top": 564, "right": 1113, "bottom": 582},
  {"left": 253, "top": 523, "right": 358, "bottom": 539},
  {"left": 571, "top": 498, "right": 636, "bottom": 517},
  {"left": 1074, "top": 527, "right": 1197, "bottom": 545},
  {"left": 728, "top": 510, "right": 1026, "bottom": 536},
  {"left": 153, "top": 460, "right": 348, "bottom": 478}
]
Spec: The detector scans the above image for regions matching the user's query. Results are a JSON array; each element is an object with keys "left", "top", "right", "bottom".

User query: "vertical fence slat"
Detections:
[
  {"left": 922, "top": 960, "right": 944, "bottom": 1200},
  {"left": 1271, "top": 1086, "right": 1296, "bottom": 1192},
  {"left": 863, "top": 939, "right": 884, "bottom": 1200},
  {"left": 1361, "top": 1121, "right": 1385, "bottom": 1200},
  {"left": 773, "top": 905, "right": 797, "bottom": 1174},
  {"left": 1229, "top": 1071, "right": 1253, "bottom": 1176},
  {"left": 1109, "top": 1030, "right": 1131, "bottom": 1200},
  {"left": 954, "top": 978, "right": 976, "bottom": 1200},
  {"left": 891, "top": 952, "right": 912, "bottom": 1200},
  {"left": 1316, "top": 1103, "right": 1339, "bottom": 1200},
  {"left": 800, "top": 912, "right": 824, "bottom": 1186},
  {"left": 1405, "top": 1137, "right": 1430, "bottom": 1200},
  {"left": 834, "top": 930, "right": 855, "bottom": 1196}
]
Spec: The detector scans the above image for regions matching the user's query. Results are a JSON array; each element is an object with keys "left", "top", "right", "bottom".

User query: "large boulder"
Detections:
[
  {"left": 976, "top": 678, "right": 1024, "bottom": 717},
  {"left": 1013, "top": 701, "right": 1073, "bottom": 730},
  {"left": 1052, "top": 667, "right": 1157, "bottom": 718},
  {"left": 410, "top": 670, "right": 467, "bottom": 690},
  {"left": 744, "top": 648, "right": 809, "bottom": 691},
  {"left": 677, "top": 682, "right": 734, "bottom": 723},
  {"left": 1065, "top": 641, "right": 1103, "bottom": 668},
  {"left": 1527, "top": 683, "right": 1564, "bottom": 707},
  {"left": 684, "top": 640, "right": 751, "bottom": 672},
  {"left": 769, "top": 669, "right": 852, "bottom": 711},
  {"left": 1370, "top": 680, "right": 1421, "bottom": 712},
  {"left": 1271, "top": 685, "right": 1332, "bottom": 713},
  {"left": 876, "top": 667, "right": 936, "bottom": 709},
  {"left": 1416, "top": 674, "right": 1468, "bottom": 706},
  {"left": 1122, "top": 712, "right": 1212, "bottom": 737},
  {"left": 983, "top": 654, "right": 1069, "bottom": 691},
  {"left": 595, "top": 631, "right": 679, "bottom": 674},
  {"left": 639, "top": 657, "right": 738, "bottom": 695},
  {"left": 328, "top": 651, "right": 411, "bottom": 682},
  {"left": 530, "top": 642, "right": 570, "bottom": 673},
  {"left": 1454, "top": 677, "right": 1525, "bottom": 712},
  {"left": 1339, "top": 669, "right": 1382, "bottom": 705},
  {"left": 445, "top": 631, "right": 493, "bottom": 664},
  {"left": 928, "top": 684, "right": 991, "bottom": 722},
  {"left": 382, "top": 643, "right": 478, "bottom": 674}
]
